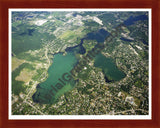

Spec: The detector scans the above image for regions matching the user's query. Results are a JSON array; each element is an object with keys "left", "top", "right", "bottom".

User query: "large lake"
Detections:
[
  {"left": 32, "top": 52, "right": 77, "bottom": 104},
  {"left": 94, "top": 53, "right": 126, "bottom": 81}
]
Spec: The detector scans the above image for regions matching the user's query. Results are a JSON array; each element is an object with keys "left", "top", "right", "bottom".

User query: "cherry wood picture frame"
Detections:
[{"left": 0, "top": 0, "right": 160, "bottom": 128}]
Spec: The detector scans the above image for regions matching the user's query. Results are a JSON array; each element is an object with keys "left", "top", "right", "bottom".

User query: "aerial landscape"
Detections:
[{"left": 11, "top": 10, "right": 150, "bottom": 116}]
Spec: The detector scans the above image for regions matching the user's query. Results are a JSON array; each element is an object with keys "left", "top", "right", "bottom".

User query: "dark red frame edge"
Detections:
[{"left": 0, "top": 0, "right": 159, "bottom": 128}]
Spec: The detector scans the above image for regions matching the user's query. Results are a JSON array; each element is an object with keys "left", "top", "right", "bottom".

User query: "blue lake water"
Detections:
[
  {"left": 142, "top": 40, "right": 148, "bottom": 45},
  {"left": 124, "top": 14, "right": 148, "bottom": 26},
  {"left": 84, "top": 28, "right": 110, "bottom": 43},
  {"left": 65, "top": 39, "right": 86, "bottom": 54}
]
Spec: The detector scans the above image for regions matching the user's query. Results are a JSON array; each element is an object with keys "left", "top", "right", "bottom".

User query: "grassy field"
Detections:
[
  {"left": 12, "top": 57, "right": 25, "bottom": 71},
  {"left": 15, "top": 68, "right": 36, "bottom": 83},
  {"left": 12, "top": 63, "right": 35, "bottom": 95},
  {"left": 59, "top": 26, "right": 85, "bottom": 42}
]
